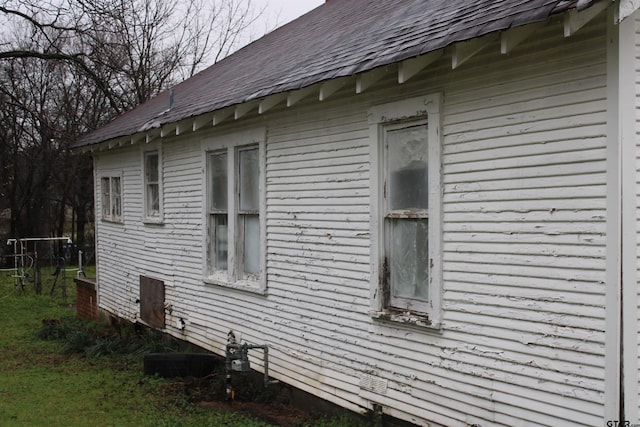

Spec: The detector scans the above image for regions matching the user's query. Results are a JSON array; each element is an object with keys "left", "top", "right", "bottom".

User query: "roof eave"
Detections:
[{"left": 72, "top": 0, "right": 610, "bottom": 152}]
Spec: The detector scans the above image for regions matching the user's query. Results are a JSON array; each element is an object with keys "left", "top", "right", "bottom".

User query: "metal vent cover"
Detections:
[{"left": 359, "top": 375, "right": 388, "bottom": 395}]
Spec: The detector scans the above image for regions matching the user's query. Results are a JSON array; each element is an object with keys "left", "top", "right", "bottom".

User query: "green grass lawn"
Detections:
[
  {"left": 0, "top": 267, "right": 369, "bottom": 427},
  {"left": 0, "top": 268, "right": 277, "bottom": 427}
]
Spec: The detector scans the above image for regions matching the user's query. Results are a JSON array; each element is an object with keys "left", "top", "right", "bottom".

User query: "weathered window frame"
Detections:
[
  {"left": 100, "top": 174, "right": 123, "bottom": 223},
  {"left": 142, "top": 146, "right": 163, "bottom": 223},
  {"left": 368, "top": 94, "right": 443, "bottom": 328},
  {"left": 202, "top": 128, "right": 266, "bottom": 294},
  {"left": 208, "top": 151, "right": 229, "bottom": 272},
  {"left": 383, "top": 119, "right": 431, "bottom": 313},
  {"left": 236, "top": 146, "right": 260, "bottom": 281}
]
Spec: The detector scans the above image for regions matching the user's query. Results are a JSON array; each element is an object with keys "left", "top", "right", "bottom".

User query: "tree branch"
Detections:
[
  {"left": 0, "top": 49, "right": 122, "bottom": 114},
  {"left": 0, "top": 6, "right": 84, "bottom": 33}
]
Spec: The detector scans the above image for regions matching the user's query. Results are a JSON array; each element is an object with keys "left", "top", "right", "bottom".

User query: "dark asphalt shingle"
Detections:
[{"left": 74, "top": 0, "right": 581, "bottom": 147}]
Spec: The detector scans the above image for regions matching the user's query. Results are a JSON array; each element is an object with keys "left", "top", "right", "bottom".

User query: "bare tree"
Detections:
[
  {"left": 0, "top": 0, "right": 264, "bottom": 247},
  {"left": 1, "top": 0, "right": 263, "bottom": 109}
]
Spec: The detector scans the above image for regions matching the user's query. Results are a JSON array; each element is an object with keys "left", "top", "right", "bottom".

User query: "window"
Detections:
[
  {"left": 204, "top": 132, "right": 264, "bottom": 292},
  {"left": 369, "top": 94, "right": 442, "bottom": 326},
  {"left": 101, "top": 175, "right": 122, "bottom": 222},
  {"left": 237, "top": 147, "right": 260, "bottom": 278},
  {"left": 143, "top": 149, "right": 162, "bottom": 221},
  {"left": 208, "top": 152, "right": 228, "bottom": 271},
  {"left": 384, "top": 121, "right": 430, "bottom": 311}
]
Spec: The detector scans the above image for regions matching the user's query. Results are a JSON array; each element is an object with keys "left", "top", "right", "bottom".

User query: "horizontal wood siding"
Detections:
[
  {"left": 95, "top": 146, "right": 141, "bottom": 321},
  {"left": 439, "top": 20, "right": 607, "bottom": 426},
  {"left": 265, "top": 101, "right": 372, "bottom": 411},
  {"left": 94, "top": 15, "right": 610, "bottom": 427}
]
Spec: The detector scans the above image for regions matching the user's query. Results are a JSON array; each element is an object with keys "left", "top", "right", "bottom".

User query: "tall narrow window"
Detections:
[
  {"left": 112, "top": 176, "right": 121, "bottom": 220},
  {"left": 143, "top": 150, "right": 162, "bottom": 221},
  {"left": 368, "top": 94, "right": 442, "bottom": 325},
  {"left": 385, "top": 122, "right": 430, "bottom": 310},
  {"left": 101, "top": 177, "right": 111, "bottom": 219},
  {"left": 238, "top": 147, "right": 259, "bottom": 278},
  {"left": 208, "top": 152, "right": 228, "bottom": 272}
]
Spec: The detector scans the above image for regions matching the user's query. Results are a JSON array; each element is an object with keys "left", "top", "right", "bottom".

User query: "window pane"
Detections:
[
  {"left": 390, "top": 218, "right": 429, "bottom": 301},
  {"left": 209, "top": 214, "right": 228, "bottom": 270},
  {"left": 388, "top": 124, "right": 428, "bottom": 211},
  {"left": 243, "top": 214, "right": 260, "bottom": 275},
  {"left": 210, "top": 153, "right": 228, "bottom": 211},
  {"left": 101, "top": 177, "right": 110, "bottom": 218},
  {"left": 239, "top": 148, "right": 259, "bottom": 212},
  {"left": 147, "top": 183, "right": 159, "bottom": 215},
  {"left": 146, "top": 152, "right": 159, "bottom": 183},
  {"left": 112, "top": 177, "right": 121, "bottom": 217}
]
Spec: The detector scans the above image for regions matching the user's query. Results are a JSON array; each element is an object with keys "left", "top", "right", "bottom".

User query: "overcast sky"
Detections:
[{"left": 258, "top": 0, "right": 325, "bottom": 29}]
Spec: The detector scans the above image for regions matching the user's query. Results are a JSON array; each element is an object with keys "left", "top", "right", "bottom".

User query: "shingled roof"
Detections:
[{"left": 74, "top": 0, "right": 592, "bottom": 148}]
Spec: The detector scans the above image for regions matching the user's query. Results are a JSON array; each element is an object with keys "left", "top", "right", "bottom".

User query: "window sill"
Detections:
[
  {"left": 203, "top": 276, "right": 266, "bottom": 296},
  {"left": 101, "top": 218, "right": 123, "bottom": 224},
  {"left": 142, "top": 218, "right": 164, "bottom": 225},
  {"left": 370, "top": 309, "right": 441, "bottom": 331}
]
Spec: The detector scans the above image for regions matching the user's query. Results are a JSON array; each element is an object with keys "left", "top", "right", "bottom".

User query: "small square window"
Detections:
[{"left": 101, "top": 175, "right": 122, "bottom": 222}]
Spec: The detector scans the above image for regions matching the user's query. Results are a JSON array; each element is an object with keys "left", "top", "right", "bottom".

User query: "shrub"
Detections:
[
  {"left": 37, "top": 317, "right": 79, "bottom": 340},
  {"left": 37, "top": 316, "right": 178, "bottom": 358},
  {"left": 61, "top": 327, "right": 94, "bottom": 354}
]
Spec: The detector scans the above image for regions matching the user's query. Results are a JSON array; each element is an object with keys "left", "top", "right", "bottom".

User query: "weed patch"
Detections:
[
  {"left": 36, "top": 316, "right": 178, "bottom": 357},
  {"left": 1, "top": 273, "right": 376, "bottom": 427}
]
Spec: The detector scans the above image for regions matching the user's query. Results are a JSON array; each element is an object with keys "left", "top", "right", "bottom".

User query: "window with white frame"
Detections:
[
  {"left": 101, "top": 175, "right": 122, "bottom": 222},
  {"left": 369, "top": 94, "right": 442, "bottom": 326},
  {"left": 205, "top": 136, "right": 264, "bottom": 291},
  {"left": 143, "top": 149, "right": 162, "bottom": 221},
  {"left": 208, "top": 151, "right": 228, "bottom": 271},
  {"left": 237, "top": 147, "right": 260, "bottom": 278}
]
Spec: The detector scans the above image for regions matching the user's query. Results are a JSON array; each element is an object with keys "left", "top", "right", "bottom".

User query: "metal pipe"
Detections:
[
  {"left": 225, "top": 345, "right": 233, "bottom": 400},
  {"left": 225, "top": 341, "right": 277, "bottom": 400}
]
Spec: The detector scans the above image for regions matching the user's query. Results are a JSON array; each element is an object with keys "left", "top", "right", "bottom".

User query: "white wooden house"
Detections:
[{"left": 73, "top": 0, "right": 640, "bottom": 425}]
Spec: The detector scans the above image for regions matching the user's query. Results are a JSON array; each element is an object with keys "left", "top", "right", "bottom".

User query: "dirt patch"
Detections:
[{"left": 157, "top": 371, "right": 319, "bottom": 427}]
